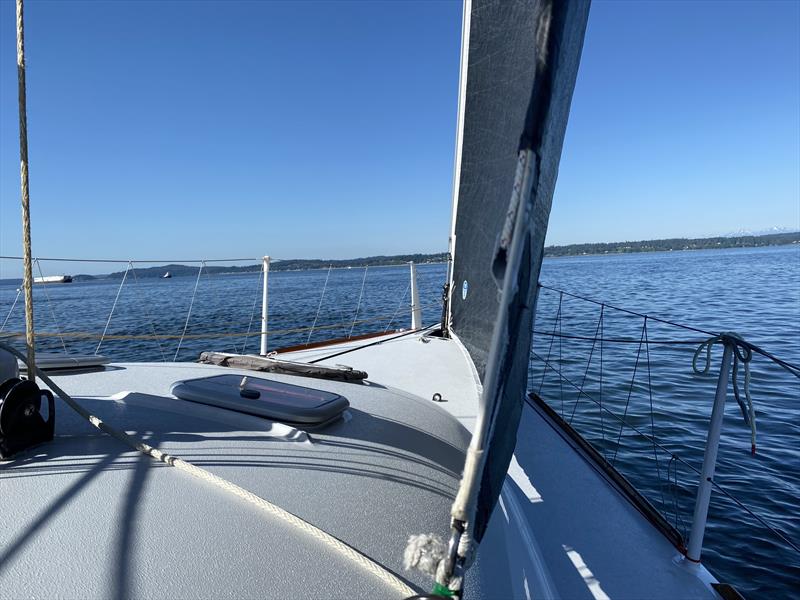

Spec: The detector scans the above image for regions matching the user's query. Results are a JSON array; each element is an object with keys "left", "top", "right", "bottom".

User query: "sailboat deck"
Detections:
[
  {"left": 1, "top": 332, "right": 719, "bottom": 598},
  {"left": 287, "top": 332, "right": 720, "bottom": 599},
  {"left": 0, "top": 361, "right": 470, "bottom": 599}
]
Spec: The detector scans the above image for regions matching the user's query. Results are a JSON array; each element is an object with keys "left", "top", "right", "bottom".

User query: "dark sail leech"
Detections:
[{"left": 444, "top": 0, "right": 591, "bottom": 592}]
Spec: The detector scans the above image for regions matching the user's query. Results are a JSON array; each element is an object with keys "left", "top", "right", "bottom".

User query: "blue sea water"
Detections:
[
  {"left": 533, "top": 245, "right": 800, "bottom": 598},
  {"left": 0, "top": 245, "right": 797, "bottom": 596}
]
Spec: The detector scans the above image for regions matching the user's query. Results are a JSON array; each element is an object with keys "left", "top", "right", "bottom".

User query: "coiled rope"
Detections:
[
  {"left": 693, "top": 332, "right": 756, "bottom": 454},
  {"left": 0, "top": 341, "right": 416, "bottom": 598}
]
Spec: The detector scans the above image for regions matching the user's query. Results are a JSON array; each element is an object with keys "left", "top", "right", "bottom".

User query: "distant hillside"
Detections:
[
  {"left": 544, "top": 232, "right": 799, "bottom": 257},
  {"left": 82, "top": 253, "right": 449, "bottom": 281}
]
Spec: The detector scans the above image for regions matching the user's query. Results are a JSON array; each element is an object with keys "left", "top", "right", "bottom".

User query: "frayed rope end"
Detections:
[
  {"left": 403, "top": 533, "right": 446, "bottom": 576},
  {"left": 404, "top": 533, "right": 462, "bottom": 595}
]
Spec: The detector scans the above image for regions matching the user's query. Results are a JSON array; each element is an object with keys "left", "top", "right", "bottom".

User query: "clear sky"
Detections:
[{"left": 0, "top": 0, "right": 798, "bottom": 276}]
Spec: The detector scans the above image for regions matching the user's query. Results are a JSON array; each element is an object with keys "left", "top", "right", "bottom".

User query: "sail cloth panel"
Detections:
[
  {"left": 449, "top": 0, "right": 588, "bottom": 382},
  {"left": 449, "top": 0, "right": 590, "bottom": 547}
]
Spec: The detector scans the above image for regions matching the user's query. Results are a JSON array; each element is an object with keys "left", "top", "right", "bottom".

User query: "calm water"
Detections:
[
  {"left": 1, "top": 246, "right": 798, "bottom": 596},
  {"left": 533, "top": 245, "right": 800, "bottom": 598}
]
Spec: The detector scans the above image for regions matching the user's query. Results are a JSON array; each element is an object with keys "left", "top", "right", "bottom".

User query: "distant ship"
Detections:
[
  {"left": 33, "top": 275, "right": 72, "bottom": 284},
  {"left": 162, "top": 272, "right": 172, "bottom": 279}
]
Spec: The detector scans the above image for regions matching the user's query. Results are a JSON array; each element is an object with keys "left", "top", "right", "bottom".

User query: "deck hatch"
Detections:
[{"left": 170, "top": 374, "right": 349, "bottom": 425}]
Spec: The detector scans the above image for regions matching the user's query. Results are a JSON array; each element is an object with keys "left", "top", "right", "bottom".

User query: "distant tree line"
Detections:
[
  {"left": 543, "top": 232, "right": 799, "bottom": 257},
  {"left": 71, "top": 253, "right": 449, "bottom": 281}
]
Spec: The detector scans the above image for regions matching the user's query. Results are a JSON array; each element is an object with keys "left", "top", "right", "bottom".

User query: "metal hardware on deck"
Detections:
[
  {"left": 687, "top": 340, "right": 734, "bottom": 562},
  {"left": 0, "top": 376, "right": 55, "bottom": 459},
  {"left": 441, "top": 522, "right": 465, "bottom": 599},
  {"left": 260, "top": 256, "right": 270, "bottom": 356},
  {"left": 410, "top": 261, "right": 422, "bottom": 330}
]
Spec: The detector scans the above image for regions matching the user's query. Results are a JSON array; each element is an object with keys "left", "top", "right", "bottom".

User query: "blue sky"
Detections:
[{"left": 0, "top": 0, "right": 798, "bottom": 275}]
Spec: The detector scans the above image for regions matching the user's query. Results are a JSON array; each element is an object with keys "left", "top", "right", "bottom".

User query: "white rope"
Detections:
[
  {"left": 0, "top": 287, "right": 21, "bottom": 332},
  {"left": 241, "top": 263, "right": 264, "bottom": 354},
  {"left": 129, "top": 265, "right": 168, "bottom": 362},
  {"left": 349, "top": 267, "right": 368, "bottom": 339},
  {"left": 15, "top": 0, "right": 35, "bottom": 373},
  {"left": 34, "top": 259, "right": 68, "bottom": 354},
  {"left": 307, "top": 265, "right": 332, "bottom": 345},
  {"left": 693, "top": 332, "right": 757, "bottom": 453},
  {"left": 96, "top": 262, "right": 130, "bottom": 355},
  {"left": 174, "top": 261, "right": 205, "bottom": 362},
  {"left": 0, "top": 340, "right": 416, "bottom": 599}
]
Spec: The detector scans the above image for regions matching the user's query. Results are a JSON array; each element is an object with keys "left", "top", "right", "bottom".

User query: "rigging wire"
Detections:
[
  {"left": 34, "top": 259, "right": 68, "bottom": 354},
  {"left": 173, "top": 261, "right": 205, "bottom": 361},
  {"left": 96, "top": 262, "right": 130, "bottom": 355},
  {"left": 610, "top": 322, "right": 647, "bottom": 466},
  {"left": 384, "top": 283, "right": 410, "bottom": 333},
  {"left": 0, "top": 288, "right": 21, "bottom": 333},
  {"left": 309, "top": 323, "right": 439, "bottom": 365},
  {"left": 241, "top": 262, "right": 264, "bottom": 354},
  {"left": 349, "top": 266, "right": 368, "bottom": 339},
  {"left": 643, "top": 318, "right": 667, "bottom": 509},
  {"left": 536, "top": 291, "right": 561, "bottom": 396},
  {"left": 538, "top": 285, "right": 800, "bottom": 377},
  {"left": 531, "top": 350, "right": 800, "bottom": 555},
  {"left": 129, "top": 265, "right": 168, "bottom": 362},
  {"left": 307, "top": 265, "right": 332, "bottom": 346},
  {"left": 568, "top": 304, "right": 603, "bottom": 424}
]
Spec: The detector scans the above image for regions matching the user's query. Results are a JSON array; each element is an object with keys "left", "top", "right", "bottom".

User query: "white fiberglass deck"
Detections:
[{"left": 0, "top": 331, "right": 719, "bottom": 599}]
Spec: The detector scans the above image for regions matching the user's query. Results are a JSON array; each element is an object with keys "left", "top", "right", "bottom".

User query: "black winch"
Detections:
[{"left": 0, "top": 377, "right": 55, "bottom": 459}]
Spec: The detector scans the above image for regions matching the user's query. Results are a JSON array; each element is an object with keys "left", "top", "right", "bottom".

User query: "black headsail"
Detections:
[{"left": 442, "top": 0, "right": 590, "bottom": 593}]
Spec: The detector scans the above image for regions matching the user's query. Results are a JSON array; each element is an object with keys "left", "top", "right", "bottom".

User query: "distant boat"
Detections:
[
  {"left": 162, "top": 272, "right": 172, "bottom": 279},
  {"left": 33, "top": 275, "right": 72, "bottom": 284}
]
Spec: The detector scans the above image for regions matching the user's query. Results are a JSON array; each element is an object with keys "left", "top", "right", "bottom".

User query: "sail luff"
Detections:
[
  {"left": 444, "top": 0, "right": 473, "bottom": 334},
  {"left": 443, "top": 0, "right": 590, "bottom": 592}
]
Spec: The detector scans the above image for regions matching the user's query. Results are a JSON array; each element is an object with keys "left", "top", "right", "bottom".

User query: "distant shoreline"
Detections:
[
  {"left": 1, "top": 233, "right": 797, "bottom": 284},
  {"left": 542, "top": 231, "right": 798, "bottom": 258}
]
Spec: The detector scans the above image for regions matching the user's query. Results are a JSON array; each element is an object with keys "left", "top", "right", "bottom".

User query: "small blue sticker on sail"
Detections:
[{"left": 462, "top": 280, "right": 468, "bottom": 300}]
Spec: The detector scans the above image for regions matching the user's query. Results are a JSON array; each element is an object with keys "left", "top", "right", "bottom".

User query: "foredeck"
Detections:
[
  {"left": 0, "top": 361, "right": 470, "bottom": 599},
  {"left": 1, "top": 331, "right": 720, "bottom": 598},
  {"left": 283, "top": 331, "right": 721, "bottom": 599}
]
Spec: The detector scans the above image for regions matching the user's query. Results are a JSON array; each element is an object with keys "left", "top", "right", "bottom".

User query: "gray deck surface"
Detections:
[
  {"left": 284, "top": 332, "right": 719, "bottom": 599},
  {"left": 1, "top": 363, "right": 473, "bottom": 599},
  {"left": 0, "top": 332, "right": 718, "bottom": 598}
]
